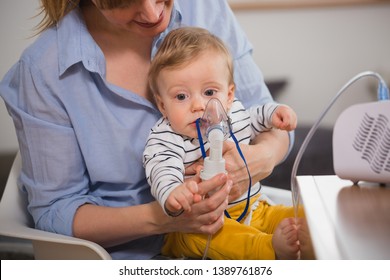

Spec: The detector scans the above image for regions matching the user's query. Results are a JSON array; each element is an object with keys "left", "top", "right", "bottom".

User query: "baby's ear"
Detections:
[
  {"left": 227, "top": 83, "right": 235, "bottom": 108},
  {"left": 155, "top": 95, "right": 166, "bottom": 116}
]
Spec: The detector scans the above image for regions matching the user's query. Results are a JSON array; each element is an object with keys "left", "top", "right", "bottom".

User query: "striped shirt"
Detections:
[{"left": 143, "top": 99, "right": 279, "bottom": 213}]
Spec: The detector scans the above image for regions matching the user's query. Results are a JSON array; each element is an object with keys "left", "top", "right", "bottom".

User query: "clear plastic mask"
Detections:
[{"left": 197, "top": 98, "right": 232, "bottom": 141}]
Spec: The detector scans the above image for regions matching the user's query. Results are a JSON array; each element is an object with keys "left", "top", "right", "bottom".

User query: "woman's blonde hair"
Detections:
[
  {"left": 148, "top": 27, "right": 234, "bottom": 98},
  {"left": 37, "top": 0, "right": 137, "bottom": 33}
]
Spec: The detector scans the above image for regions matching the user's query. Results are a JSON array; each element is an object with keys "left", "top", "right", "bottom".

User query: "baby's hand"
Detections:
[
  {"left": 272, "top": 105, "right": 297, "bottom": 131},
  {"left": 165, "top": 181, "right": 202, "bottom": 214}
]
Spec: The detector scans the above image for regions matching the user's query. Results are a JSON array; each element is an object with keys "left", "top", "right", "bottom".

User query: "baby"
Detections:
[{"left": 144, "top": 27, "right": 299, "bottom": 260}]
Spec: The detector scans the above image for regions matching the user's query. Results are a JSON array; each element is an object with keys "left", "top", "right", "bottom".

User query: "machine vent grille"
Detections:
[{"left": 353, "top": 113, "right": 390, "bottom": 174}]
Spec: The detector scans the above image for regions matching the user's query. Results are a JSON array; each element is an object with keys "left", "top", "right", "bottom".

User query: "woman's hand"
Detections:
[
  {"left": 168, "top": 172, "right": 232, "bottom": 235},
  {"left": 223, "top": 129, "right": 290, "bottom": 202}
]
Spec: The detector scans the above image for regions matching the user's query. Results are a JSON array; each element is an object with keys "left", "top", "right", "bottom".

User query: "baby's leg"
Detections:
[
  {"left": 272, "top": 217, "right": 299, "bottom": 260},
  {"left": 162, "top": 217, "right": 276, "bottom": 259},
  {"left": 250, "top": 201, "right": 299, "bottom": 259}
]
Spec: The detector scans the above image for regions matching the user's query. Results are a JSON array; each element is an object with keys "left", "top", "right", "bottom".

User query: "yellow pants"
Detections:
[{"left": 162, "top": 194, "right": 296, "bottom": 260}]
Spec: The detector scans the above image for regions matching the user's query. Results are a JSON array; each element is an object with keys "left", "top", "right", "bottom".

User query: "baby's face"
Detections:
[{"left": 155, "top": 51, "right": 234, "bottom": 139}]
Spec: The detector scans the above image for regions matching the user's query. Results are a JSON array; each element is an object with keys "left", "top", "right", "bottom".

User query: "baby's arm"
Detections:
[
  {"left": 164, "top": 181, "right": 202, "bottom": 216},
  {"left": 271, "top": 105, "right": 297, "bottom": 131}
]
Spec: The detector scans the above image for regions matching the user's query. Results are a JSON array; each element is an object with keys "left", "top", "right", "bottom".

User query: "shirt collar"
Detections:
[
  {"left": 57, "top": 4, "right": 183, "bottom": 77},
  {"left": 57, "top": 8, "right": 106, "bottom": 77}
]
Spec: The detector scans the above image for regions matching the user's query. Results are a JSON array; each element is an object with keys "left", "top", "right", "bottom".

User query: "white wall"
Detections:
[
  {"left": 1, "top": 2, "right": 390, "bottom": 153},
  {"left": 234, "top": 4, "right": 390, "bottom": 127},
  {"left": 0, "top": 0, "right": 41, "bottom": 153}
]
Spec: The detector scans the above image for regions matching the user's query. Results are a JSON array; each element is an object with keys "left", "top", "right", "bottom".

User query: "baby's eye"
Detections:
[
  {"left": 204, "top": 89, "right": 216, "bottom": 96},
  {"left": 175, "top": 93, "right": 187, "bottom": 101}
]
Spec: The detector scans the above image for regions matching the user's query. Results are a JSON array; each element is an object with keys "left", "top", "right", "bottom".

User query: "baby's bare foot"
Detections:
[{"left": 272, "top": 217, "right": 299, "bottom": 260}]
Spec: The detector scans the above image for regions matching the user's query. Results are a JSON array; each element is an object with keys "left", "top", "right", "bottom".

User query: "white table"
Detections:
[{"left": 296, "top": 175, "right": 390, "bottom": 259}]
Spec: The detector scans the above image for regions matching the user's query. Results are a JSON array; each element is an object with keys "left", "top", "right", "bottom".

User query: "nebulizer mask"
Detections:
[{"left": 195, "top": 98, "right": 252, "bottom": 259}]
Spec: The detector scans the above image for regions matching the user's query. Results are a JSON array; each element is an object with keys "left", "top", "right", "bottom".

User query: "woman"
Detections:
[{"left": 0, "top": 0, "right": 293, "bottom": 259}]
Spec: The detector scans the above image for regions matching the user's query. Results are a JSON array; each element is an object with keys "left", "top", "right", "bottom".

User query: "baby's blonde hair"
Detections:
[{"left": 148, "top": 27, "right": 234, "bottom": 98}]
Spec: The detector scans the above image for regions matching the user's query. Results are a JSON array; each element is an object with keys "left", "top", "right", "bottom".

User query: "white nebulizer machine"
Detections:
[{"left": 291, "top": 71, "right": 390, "bottom": 214}]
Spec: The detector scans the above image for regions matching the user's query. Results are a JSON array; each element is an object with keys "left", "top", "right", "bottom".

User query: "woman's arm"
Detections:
[{"left": 73, "top": 173, "right": 232, "bottom": 248}]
